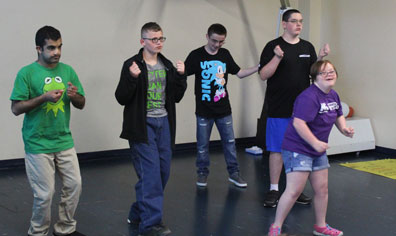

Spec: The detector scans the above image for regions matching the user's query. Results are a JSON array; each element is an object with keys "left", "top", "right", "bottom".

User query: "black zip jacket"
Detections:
[{"left": 115, "top": 48, "right": 187, "bottom": 148}]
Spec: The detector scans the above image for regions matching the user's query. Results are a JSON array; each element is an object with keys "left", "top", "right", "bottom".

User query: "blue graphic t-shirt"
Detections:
[{"left": 185, "top": 46, "right": 240, "bottom": 118}]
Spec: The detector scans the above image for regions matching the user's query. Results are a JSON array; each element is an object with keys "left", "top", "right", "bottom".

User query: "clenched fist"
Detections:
[
  {"left": 319, "top": 43, "right": 330, "bottom": 58},
  {"left": 176, "top": 60, "right": 185, "bottom": 75},
  {"left": 129, "top": 61, "right": 141, "bottom": 78},
  {"left": 274, "top": 45, "right": 284, "bottom": 59}
]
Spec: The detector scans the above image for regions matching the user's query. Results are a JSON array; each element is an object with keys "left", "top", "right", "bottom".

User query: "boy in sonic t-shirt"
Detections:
[{"left": 185, "top": 23, "right": 258, "bottom": 188}]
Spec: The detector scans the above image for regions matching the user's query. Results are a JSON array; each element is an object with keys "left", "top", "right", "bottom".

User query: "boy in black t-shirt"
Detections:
[
  {"left": 185, "top": 23, "right": 258, "bottom": 188},
  {"left": 258, "top": 9, "right": 330, "bottom": 210}
]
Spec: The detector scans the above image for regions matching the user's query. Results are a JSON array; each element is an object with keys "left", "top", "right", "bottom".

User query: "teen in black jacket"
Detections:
[
  {"left": 114, "top": 22, "right": 187, "bottom": 236},
  {"left": 115, "top": 48, "right": 187, "bottom": 148}
]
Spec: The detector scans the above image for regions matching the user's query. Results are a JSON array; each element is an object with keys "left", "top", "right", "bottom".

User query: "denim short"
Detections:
[
  {"left": 266, "top": 117, "right": 291, "bottom": 153},
  {"left": 281, "top": 149, "right": 330, "bottom": 174}
]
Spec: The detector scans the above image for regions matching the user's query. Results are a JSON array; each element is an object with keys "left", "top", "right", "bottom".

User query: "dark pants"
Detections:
[
  {"left": 196, "top": 114, "right": 239, "bottom": 176},
  {"left": 128, "top": 116, "right": 172, "bottom": 234}
]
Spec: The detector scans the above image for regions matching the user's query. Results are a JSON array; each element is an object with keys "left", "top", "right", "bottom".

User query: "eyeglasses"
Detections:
[
  {"left": 142, "top": 37, "right": 166, "bottom": 43},
  {"left": 287, "top": 19, "right": 303, "bottom": 24},
  {"left": 318, "top": 70, "right": 336, "bottom": 77}
]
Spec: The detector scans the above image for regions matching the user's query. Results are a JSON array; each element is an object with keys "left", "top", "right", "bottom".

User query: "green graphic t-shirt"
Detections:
[
  {"left": 146, "top": 59, "right": 167, "bottom": 117},
  {"left": 10, "top": 62, "right": 85, "bottom": 154}
]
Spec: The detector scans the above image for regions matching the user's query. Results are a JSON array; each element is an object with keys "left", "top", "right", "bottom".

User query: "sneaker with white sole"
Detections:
[
  {"left": 196, "top": 174, "right": 208, "bottom": 187},
  {"left": 228, "top": 172, "right": 247, "bottom": 188},
  {"left": 296, "top": 192, "right": 312, "bottom": 205},
  {"left": 263, "top": 190, "right": 280, "bottom": 208}
]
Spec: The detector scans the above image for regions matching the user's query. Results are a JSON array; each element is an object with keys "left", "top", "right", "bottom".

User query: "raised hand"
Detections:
[
  {"left": 67, "top": 82, "right": 85, "bottom": 109},
  {"left": 319, "top": 43, "right": 330, "bottom": 59},
  {"left": 176, "top": 60, "right": 185, "bottom": 75},
  {"left": 44, "top": 89, "right": 63, "bottom": 103},
  {"left": 129, "top": 61, "right": 141, "bottom": 78},
  {"left": 67, "top": 82, "right": 78, "bottom": 98},
  {"left": 274, "top": 45, "right": 284, "bottom": 59}
]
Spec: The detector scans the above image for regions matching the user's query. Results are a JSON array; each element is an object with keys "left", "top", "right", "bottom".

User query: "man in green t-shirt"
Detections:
[{"left": 10, "top": 26, "right": 86, "bottom": 236}]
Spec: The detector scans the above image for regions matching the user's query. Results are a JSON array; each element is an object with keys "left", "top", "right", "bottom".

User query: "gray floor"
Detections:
[{"left": 0, "top": 148, "right": 395, "bottom": 236}]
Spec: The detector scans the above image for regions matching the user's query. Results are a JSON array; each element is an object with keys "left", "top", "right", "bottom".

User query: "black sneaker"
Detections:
[
  {"left": 228, "top": 172, "right": 247, "bottom": 188},
  {"left": 128, "top": 218, "right": 140, "bottom": 230},
  {"left": 53, "top": 231, "right": 86, "bottom": 236},
  {"left": 138, "top": 224, "right": 171, "bottom": 236},
  {"left": 127, "top": 218, "right": 141, "bottom": 225},
  {"left": 263, "top": 190, "right": 280, "bottom": 208},
  {"left": 296, "top": 192, "right": 312, "bottom": 205},
  {"left": 196, "top": 174, "right": 207, "bottom": 187},
  {"left": 157, "top": 223, "right": 171, "bottom": 235}
]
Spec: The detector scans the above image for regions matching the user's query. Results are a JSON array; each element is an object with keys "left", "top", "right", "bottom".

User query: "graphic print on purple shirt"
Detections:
[
  {"left": 200, "top": 60, "right": 227, "bottom": 102},
  {"left": 281, "top": 84, "right": 343, "bottom": 157}
]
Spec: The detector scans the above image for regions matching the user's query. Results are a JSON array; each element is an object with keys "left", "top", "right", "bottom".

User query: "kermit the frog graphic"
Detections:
[{"left": 43, "top": 76, "right": 65, "bottom": 116}]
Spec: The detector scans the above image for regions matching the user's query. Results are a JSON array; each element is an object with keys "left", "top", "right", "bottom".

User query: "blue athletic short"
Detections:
[
  {"left": 281, "top": 149, "right": 330, "bottom": 174},
  {"left": 266, "top": 117, "right": 291, "bottom": 152}
]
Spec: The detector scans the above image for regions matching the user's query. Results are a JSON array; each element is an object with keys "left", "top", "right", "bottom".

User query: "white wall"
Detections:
[
  {"left": 319, "top": 0, "right": 396, "bottom": 150},
  {"left": 1, "top": 0, "right": 289, "bottom": 160},
  {"left": 6, "top": 0, "right": 391, "bottom": 161}
]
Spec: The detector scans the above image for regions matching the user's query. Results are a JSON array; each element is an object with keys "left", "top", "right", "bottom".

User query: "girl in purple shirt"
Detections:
[{"left": 268, "top": 60, "right": 354, "bottom": 236}]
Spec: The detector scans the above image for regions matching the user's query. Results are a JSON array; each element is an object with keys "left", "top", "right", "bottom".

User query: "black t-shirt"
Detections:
[
  {"left": 185, "top": 46, "right": 240, "bottom": 118},
  {"left": 259, "top": 37, "right": 317, "bottom": 118}
]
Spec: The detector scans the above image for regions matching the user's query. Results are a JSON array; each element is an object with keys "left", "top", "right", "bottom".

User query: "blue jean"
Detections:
[
  {"left": 128, "top": 116, "right": 171, "bottom": 234},
  {"left": 196, "top": 114, "right": 239, "bottom": 176},
  {"left": 281, "top": 149, "right": 330, "bottom": 173}
]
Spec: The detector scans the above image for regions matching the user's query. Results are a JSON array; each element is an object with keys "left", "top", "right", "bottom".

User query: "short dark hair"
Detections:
[
  {"left": 35, "top": 26, "right": 61, "bottom": 48},
  {"left": 141, "top": 22, "right": 162, "bottom": 38},
  {"left": 282, "top": 9, "right": 301, "bottom": 22},
  {"left": 207, "top": 23, "right": 227, "bottom": 37},
  {"left": 310, "top": 60, "right": 338, "bottom": 82}
]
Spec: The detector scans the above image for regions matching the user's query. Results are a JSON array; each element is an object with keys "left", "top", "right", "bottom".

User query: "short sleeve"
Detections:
[
  {"left": 10, "top": 70, "right": 30, "bottom": 101},
  {"left": 225, "top": 50, "right": 240, "bottom": 75},
  {"left": 69, "top": 66, "right": 85, "bottom": 96},
  {"left": 258, "top": 41, "right": 275, "bottom": 71},
  {"left": 335, "top": 91, "right": 343, "bottom": 117},
  {"left": 184, "top": 51, "right": 196, "bottom": 76}
]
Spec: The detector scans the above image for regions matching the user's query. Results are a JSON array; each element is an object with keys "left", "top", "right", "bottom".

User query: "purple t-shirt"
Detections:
[{"left": 281, "top": 84, "right": 343, "bottom": 157}]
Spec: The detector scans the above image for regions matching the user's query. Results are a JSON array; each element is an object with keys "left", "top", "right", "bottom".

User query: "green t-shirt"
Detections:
[{"left": 10, "top": 62, "right": 85, "bottom": 154}]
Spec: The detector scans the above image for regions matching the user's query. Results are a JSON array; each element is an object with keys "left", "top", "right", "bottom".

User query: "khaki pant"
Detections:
[{"left": 25, "top": 148, "right": 82, "bottom": 236}]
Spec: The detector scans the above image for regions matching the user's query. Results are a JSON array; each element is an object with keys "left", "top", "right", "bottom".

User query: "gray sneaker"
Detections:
[
  {"left": 196, "top": 174, "right": 207, "bottom": 187},
  {"left": 138, "top": 224, "right": 171, "bottom": 236},
  {"left": 228, "top": 172, "right": 247, "bottom": 188}
]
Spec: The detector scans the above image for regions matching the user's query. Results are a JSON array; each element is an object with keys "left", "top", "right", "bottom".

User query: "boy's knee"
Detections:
[
  {"left": 65, "top": 175, "right": 82, "bottom": 192},
  {"left": 35, "top": 187, "right": 55, "bottom": 204}
]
